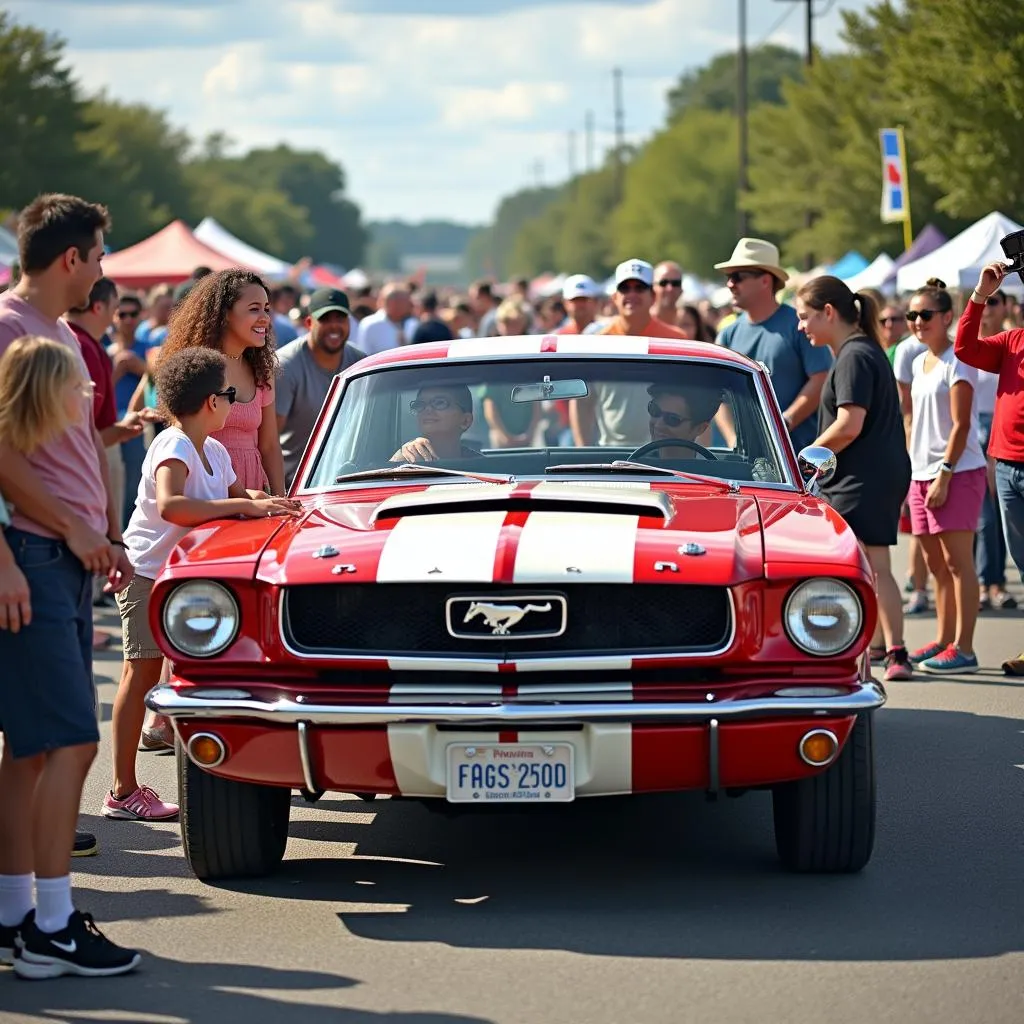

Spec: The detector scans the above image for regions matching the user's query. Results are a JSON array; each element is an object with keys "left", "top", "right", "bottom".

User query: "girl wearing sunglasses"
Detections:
[{"left": 906, "top": 278, "right": 987, "bottom": 674}]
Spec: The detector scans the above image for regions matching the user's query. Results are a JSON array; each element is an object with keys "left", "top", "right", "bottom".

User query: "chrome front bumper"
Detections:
[{"left": 146, "top": 679, "right": 886, "bottom": 726}]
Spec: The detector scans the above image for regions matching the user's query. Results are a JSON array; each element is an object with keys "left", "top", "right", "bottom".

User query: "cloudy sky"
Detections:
[{"left": 15, "top": 0, "right": 872, "bottom": 224}]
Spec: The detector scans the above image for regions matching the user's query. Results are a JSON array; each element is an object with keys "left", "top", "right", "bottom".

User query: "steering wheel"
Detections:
[{"left": 628, "top": 437, "right": 718, "bottom": 461}]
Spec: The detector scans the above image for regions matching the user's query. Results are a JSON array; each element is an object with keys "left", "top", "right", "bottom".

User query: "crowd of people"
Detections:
[{"left": 0, "top": 192, "right": 1022, "bottom": 981}]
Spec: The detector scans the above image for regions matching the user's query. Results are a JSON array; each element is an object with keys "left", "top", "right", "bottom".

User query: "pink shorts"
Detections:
[{"left": 908, "top": 467, "right": 986, "bottom": 536}]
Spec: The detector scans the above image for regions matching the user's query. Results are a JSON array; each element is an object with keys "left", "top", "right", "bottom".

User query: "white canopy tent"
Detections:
[
  {"left": 842, "top": 252, "right": 895, "bottom": 293},
  {"left": 0, "top": 225, "right": 18, "bottom": 267},
  {"left": 895, "top": 211, "right": 1023, "bottom": 294},
  {"left": 193, "top": 217, "right": 293, "bottom": 278}
]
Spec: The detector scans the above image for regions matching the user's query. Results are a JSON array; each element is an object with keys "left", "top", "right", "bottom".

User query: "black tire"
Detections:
[
  {"left": 176, "top": 739, "right": 291, "bottom": 881},
  {"left": 772, "top": 711, "right": 876, "bottom": 873}
]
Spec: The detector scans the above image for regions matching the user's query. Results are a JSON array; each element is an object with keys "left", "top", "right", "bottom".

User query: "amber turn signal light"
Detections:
[
  {"left": 798, "top": 729, "right": 838, "bottom": 767},
  {"left": 187, "top": 732, "right": 226, "bottom": 768}
]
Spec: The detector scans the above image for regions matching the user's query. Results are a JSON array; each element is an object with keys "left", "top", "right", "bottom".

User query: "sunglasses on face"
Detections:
[
  {"left": 117, "top": 309, "right": 140, "bottom": 319},
  {"left": 879, "top": 315, "right": 905, "bottom": 325},
  {"left": 617, "top": 282, "right": 651, "bottom": 295},
  {"left": 648, "top": 400, "right": 693, "bottom": 429},
  {"left": 214, "top": 387, "right": 237, "bottom": 404},
  {"left": 657, "top": 278, "right": 682, "bottom": 288},
  {"left": 986, "top": 296, "right": 1003, "bottom": 307},
  {"left": 726, "top": 271, "right": 763, "bottom": 285},
  {"left": 905, "top": 309, "right": 943, "bottom": 322},
  {"left": 410, "top": 396, "right": 462, "bottom": 413}
]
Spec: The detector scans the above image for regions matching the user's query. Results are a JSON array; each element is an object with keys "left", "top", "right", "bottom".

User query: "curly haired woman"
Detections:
[{"left": 157, "top": 270, "right": 285, "bottom": 495}]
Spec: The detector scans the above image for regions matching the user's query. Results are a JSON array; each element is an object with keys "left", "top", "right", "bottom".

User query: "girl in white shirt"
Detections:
[
  {"left": 906, "top": 279, "right": 987, "bottom": 675},
  {"left": 107, "top": 348, "right": 300, "bottom": 822}
]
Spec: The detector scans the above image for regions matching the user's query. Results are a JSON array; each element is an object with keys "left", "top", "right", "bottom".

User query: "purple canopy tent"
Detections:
[{"left": 883, "top": 224, "right": 947, "bottom": 288}]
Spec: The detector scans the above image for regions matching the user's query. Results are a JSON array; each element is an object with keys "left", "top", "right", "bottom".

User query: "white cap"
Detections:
[
  {"left": 614, "top": 258, "right": 654, "bottom": 288},
  {"left": 562, "top": 273, "right": 601, "bottom": 300}
]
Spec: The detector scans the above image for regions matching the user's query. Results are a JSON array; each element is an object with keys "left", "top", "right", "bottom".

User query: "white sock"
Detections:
[
  {"left": 0, "top": 873, "right": 34, "bottom": 927},
  {"left": 35, "top": 876, "right": 74, "bottom": 935}
]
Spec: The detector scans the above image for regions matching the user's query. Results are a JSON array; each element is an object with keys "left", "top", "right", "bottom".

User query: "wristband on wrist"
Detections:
[
  {"left": 939, "top": 461, "right": 955, "bottom": 475},
  {"left": 108, "top": 537, "right": 126, "bottom": 548},
  {"left": 972, "top": 290, "right": 991, "bottom": 304}
]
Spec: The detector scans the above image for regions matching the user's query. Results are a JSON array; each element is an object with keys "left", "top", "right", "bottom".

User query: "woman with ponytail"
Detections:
[{"left": 795, "top": 275, "right": 913, "bottom": 681}]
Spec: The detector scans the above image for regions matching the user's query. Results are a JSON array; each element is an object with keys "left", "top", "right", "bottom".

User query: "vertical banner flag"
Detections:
[{"left": 879, "top": 127, "right": 913, "bottom": 250}]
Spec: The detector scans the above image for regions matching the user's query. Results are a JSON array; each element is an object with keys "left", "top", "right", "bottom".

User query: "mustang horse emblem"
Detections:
[{"left": 463, "top": 601, "right": 553, "bottom": 635}]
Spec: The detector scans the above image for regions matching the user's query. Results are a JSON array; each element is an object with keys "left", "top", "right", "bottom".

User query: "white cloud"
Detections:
[{"left": 9, "top": 0, "right": 874, "bottom": 221}]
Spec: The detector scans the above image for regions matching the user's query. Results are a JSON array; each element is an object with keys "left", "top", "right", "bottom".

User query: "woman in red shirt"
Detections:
[{"left": 954, "top": 261, "right": 1024, "bottom": 675}]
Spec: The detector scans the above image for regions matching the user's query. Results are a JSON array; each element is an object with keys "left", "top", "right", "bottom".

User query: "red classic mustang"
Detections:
[{"left": 146, "top": 335, "right": 884, "bottom": 880}]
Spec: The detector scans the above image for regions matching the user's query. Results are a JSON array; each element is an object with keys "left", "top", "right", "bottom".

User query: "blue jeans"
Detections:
[
  {"left": 995, "top": 460, "right": 1024, "bottom": 585},
  {"left": 975, "top": 414, "right": 1006, "bottom": 587},
  {"left": 0, "top": 528, "right": 99, "bottom": 759}
]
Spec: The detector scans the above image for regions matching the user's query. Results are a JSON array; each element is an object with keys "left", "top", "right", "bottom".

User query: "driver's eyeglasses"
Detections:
[
  {"left": 214, "top": 387, "right": 237, "bottom": 404},
  {"left": 410, "top": 396, "right": 456, "bottom": 413},
  {"left": 905, "top": 309, "right": 941, "bottom": 322},
  {"left": 648, "top": 400, "right": 692, "bottom": 429}
]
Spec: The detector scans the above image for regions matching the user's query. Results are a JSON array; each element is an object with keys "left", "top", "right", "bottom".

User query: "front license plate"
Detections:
[{"left": 446, "top": 743, "right": 575, "bottom": 803}]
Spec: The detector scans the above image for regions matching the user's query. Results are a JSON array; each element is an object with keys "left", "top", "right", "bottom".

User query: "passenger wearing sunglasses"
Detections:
[
  {"left": 646, "top": 384, "right": 718, "bottom": 457},
  {"left": 652, "top": 261, "right": 684, "bottom": 326},
  {"left": 392, "top": 385, "right": 482, "bottom": 463}
]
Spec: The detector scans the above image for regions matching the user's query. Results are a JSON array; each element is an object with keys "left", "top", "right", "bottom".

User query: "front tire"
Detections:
[
  {"left": 177, "top": 739, "right": 291, "bottom": 881},
  {"left": 772, "top": 711, "right": 876, "bottom": 873}
]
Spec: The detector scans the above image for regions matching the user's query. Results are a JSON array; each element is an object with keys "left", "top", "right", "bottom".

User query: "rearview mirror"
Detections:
[
  {"left": 797, "top": 445, "right": 837, "bottom": 494},
  {"left": 511, "top": 376, "right": 589, "bottom": 403}
]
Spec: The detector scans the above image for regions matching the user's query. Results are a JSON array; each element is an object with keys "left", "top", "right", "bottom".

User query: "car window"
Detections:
[{"left": 302, "top": 359, "right": 787, "bottom": 489}]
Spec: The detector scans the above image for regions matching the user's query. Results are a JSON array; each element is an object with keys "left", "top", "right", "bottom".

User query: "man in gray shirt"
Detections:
[{"left": 276, "top": 287, "right": 365, "bottom": 487}]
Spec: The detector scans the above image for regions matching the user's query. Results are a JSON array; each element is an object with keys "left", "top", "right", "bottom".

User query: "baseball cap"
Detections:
[
  {"left": 308, "top": 287, "right": 351, "bottom": 319},
  {"left": 562, "top": 274, "right": 601, "bottom": 300},
  {"left": 614, "top": 259, "right": 654, "bottom": 289}
]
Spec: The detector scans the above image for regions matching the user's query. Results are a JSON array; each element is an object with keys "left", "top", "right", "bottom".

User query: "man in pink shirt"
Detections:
[{"left": 0, "top": 194, "right": 140, "bottom": 977}]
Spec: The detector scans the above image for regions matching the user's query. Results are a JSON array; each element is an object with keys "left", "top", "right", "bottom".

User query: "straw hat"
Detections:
[{"left": 714, "top": 238, "right": 789, "bottom": 284}]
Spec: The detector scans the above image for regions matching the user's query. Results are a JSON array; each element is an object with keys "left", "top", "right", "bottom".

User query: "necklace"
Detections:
[{"left": 226, "top": 350, "right": 244, "bottom": 361}]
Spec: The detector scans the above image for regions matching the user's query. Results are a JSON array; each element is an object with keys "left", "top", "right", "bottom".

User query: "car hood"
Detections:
[{"left": 254, "top": 481, "right": 766, "bottom": 588}]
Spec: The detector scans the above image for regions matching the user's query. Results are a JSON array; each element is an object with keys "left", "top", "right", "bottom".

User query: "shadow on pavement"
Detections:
[
  {"left": 0, "top": 956, "right": 493, "bottom": 1023},
  {"left": 213, "top": 707, "right": 1023, "bottom": 962}
]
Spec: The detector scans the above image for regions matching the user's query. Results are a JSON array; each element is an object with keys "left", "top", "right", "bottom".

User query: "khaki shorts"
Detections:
[{"left": 115, "top": 573, "right": 162, "bottom": 661}]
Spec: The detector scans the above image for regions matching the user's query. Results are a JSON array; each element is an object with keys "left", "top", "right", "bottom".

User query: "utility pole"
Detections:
[
  {"left": 774, "top": 0, "right": 816, "bottom": 267},
  {"left": 737, "top": 0, "right": 749, "bottom": 237},
  {"left": 613, "top": 67, "right": 625, "bottom": 198},
  {"left": 532, "top": 159, "right": 544, "bottom": 188},
  {"left": 567, "top": 130, "right": 577, "bottom": 181},
  {"left": 584, "top": 110, "right": 595, "bottom": 172}
]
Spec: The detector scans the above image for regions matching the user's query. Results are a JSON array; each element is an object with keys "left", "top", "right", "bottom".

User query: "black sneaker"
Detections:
[
  {"left": 14, "top": 910, "right": 140, "bottom": 979},
  {"left": 0, "top": 910, "right": 33, "bottom": 966},
  {"left": 72, "top": 830, "right": 98, "bottom": 857}
]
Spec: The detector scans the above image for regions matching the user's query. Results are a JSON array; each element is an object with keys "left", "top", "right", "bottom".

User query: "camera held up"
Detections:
[{"left": 999, "top": 230, "right": 1024, "bottom": 283}]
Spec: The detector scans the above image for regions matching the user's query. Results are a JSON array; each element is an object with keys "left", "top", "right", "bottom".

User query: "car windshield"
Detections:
[{"left": 301, "top": 358, "right": 789, "bottom": 490}]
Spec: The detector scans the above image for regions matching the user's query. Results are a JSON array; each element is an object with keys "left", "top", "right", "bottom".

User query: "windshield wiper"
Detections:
[
  {"left": 335, "top": 464, "right": 514, "bottom": 485},
  {"left": 546, "top": 461, "right": 737, "bottom": 493}
]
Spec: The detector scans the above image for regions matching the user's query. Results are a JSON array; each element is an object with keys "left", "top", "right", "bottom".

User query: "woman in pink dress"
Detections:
[{"left": 158, "top": 269, "right": 285, "bottom": 494}]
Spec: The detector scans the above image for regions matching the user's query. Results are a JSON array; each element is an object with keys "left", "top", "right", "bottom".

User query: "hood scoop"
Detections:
[{"left": 370, "top": 482, "right": 672, "bottom": 524}]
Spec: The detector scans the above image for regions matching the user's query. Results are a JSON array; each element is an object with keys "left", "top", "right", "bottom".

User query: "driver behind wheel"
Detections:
[
  {"left": 391, "top": 384, "right": 482, "bottom": 463},
  {"left": 646, "top": 384, "right": 719, "bottom": 458}
]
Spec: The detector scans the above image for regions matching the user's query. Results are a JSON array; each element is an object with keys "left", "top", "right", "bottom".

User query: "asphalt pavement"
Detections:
[{"left": 2, "top": 538, "right": 1022, "bottom": 1024}]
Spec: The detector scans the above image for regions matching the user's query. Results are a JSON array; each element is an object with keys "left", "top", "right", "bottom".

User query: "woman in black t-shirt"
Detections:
[{"left": 795, "top": 275, "right": 912, "bottom": 682}]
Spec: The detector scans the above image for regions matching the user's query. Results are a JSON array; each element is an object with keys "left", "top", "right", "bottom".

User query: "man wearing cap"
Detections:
[
  {"left": 276, "top": 287, "right": 365, "bottom": 487},
  {"left": 556, "top": 275, "right": 601, "bottom": 335},
  {"left": 652, "top": 261, "right": 684, "bottom": 326},
  {"left": 570, "top": 259, "right": 687, "bottom": 446},
  {"left": 714, "top": 238, "right": 831, "bottom": 452}
]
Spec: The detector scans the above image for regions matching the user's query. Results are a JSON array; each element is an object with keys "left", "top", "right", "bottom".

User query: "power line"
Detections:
[{"left": 757, "top": 1, "right": 798, "bottom": 46}]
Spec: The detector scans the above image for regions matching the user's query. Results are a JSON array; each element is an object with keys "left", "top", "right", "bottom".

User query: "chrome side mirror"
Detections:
[{"left": 797, "top": 445, "right": 837, "bottom": 494}]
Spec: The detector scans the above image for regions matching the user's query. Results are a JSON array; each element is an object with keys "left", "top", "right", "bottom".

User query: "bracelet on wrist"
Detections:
[
  {"left": 108, "top": 537, "right": 126, "bottom": 548},
  {"left": 972, "top": 290, "right": 991, "bottom": 304},
  {"left": 939, "top": 461, "right": 955, "bottom": 475}
]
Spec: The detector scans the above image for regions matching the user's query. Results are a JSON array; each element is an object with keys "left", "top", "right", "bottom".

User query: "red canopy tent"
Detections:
[{"left": 102, "top": 220, "right": 254, "bottom": 288}]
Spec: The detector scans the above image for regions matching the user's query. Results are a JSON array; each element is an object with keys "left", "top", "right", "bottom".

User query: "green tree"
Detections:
[
  {"left": 613, "top": 108, "right": 739, "bottom": 273},
  {"left": 241, "top": 145, "right": 366, "bottom": 266},
  {"left": 0, "top": 14, "right": 89, "bottom": 209},
  {"left": 464, "top": 185, "right": 563, "bottom": 279},
  {"left": 874, "top": 0, "right": 1024, "bottom": 217},
  {"left": 76, "top": 95, "right": 194, "bottom": 247},
  {"left": 667, "top": 44, "right": 804, "bottom": 118},
  {"left": 552, "top": 163, "right": 620, "bottom": 277}
]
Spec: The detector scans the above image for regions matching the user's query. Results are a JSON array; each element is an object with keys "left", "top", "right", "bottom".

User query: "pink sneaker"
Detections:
[{"left": 102, "top": 785, "right": 179, "bottom": 821}]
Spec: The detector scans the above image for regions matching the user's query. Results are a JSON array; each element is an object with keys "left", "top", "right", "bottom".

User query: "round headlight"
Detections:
[
  {"left": 784, "top": 578, "right": 862, "bottom": 656},
  {"left": 162, "top": 581, "right": 239, "bottom": 658}
]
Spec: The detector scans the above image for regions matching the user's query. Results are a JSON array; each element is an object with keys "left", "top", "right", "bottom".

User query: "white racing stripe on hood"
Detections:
[
  {"left": 513, "top": 511, "right": 638, "bottom": 583},
  {"left": 376, "top": 510, "right": 505, "bottom": 582},
  {"left": 446, "top": 337, "right": 544, "bottom": 358}
]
